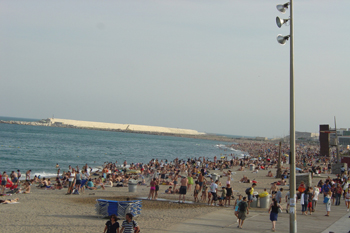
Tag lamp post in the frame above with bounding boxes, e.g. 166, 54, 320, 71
276, 1, 297, 232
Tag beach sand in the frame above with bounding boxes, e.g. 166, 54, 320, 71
0, 167, 325, 233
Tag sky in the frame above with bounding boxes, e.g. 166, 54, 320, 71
1, 0, 349, 138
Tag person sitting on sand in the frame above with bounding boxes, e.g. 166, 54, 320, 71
86, 179, 97, 190
165, 186, 172, 194
95, 177, 106, 190
240, 176, 250, 183
23, 181, 31, 194
54, 180, 63, 190
267, 171, 273, 177
0, 198, 19, 204
277, 178, 287, 186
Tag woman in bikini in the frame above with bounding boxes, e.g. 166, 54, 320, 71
147, 178, 156, 200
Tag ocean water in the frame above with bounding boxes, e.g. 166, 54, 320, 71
0, 116, 242, 178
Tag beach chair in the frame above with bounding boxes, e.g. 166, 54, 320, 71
95, 199, 142, 219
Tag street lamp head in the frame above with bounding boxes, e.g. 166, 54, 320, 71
276, 16, 289, 28
277, 34, 290, 45
276, 2, 290, 13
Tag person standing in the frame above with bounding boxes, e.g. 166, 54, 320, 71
147, 178, 156, 200
275, 188, 283, 203
120, 213, 140, 233
247, 183, 256, 209
335, 183, 343, 206
268, 198, 282, 232
209, 180, 219, 206
312, 186, 320, 212
26, 170, 31, 181
224, 184, 233, 206
325, 190, 332, 216
17, 170, 21, 181
173, 172, 179, 193
104, 214, 119, 233
1, 171, 8, 194
345, 188, 350, 211
179, 176, 188, 203
300, 189, 309, 215
237, 197, 249, 229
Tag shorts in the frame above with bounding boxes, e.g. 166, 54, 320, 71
76, 180, 81, 185
174, 181, 178, 185
198, 181, 203, 187
179, 186, 187, 195
161, 174, 165, 179
211, 192, 218, 201
307, 202, 312, 208
238, 212, 247, 220
150, 186, 155, 191
1, 180, 6, 186
12, 178, 18, 183
156, 185, 159, 191
248, 194, 253, 201
272, 191, 277, 195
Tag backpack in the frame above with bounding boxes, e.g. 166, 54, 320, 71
245, 187, 251, 195
239, 201, 247, 212
132, 220, 140, 233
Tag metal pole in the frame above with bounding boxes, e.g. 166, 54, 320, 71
289, 0, 297, 232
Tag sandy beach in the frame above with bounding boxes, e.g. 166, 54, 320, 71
0, 165, 327, 233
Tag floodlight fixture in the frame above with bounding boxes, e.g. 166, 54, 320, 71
277, 34, 290, 45
276, 16, 289, 28
276, 2, 290, 13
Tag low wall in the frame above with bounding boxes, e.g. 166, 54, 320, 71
296, 173, 312, 189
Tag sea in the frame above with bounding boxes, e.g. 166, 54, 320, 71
0, 116, 247, 179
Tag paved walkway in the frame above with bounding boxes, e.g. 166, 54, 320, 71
163, 200, 349, 233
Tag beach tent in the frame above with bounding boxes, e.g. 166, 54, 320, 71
95, 199, 142, 218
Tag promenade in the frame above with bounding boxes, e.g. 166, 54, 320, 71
163, 199, 349, 233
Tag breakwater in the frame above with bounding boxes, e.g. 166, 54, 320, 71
0, 118, 205, 136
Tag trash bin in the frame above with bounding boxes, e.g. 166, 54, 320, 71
249, 164, 255, 171
260, 195, 270, 208
251, 195, 258, 208
211, 173, 219, 181
128, 180, 138, 192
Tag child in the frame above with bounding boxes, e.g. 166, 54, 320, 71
219, 186, 227, 206
234, 195, 243, 222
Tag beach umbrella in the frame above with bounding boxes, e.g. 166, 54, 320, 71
284, 154, 289, 157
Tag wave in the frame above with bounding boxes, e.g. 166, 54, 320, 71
32, 171, 58, 179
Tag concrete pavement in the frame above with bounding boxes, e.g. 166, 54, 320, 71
162, 200, 349, 233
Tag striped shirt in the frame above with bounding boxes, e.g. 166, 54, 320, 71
121, 220, 138, 233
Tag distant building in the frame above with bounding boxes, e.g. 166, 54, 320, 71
255, 137, 268, 141
284, 131, 319, 141
329, 127, 350, 146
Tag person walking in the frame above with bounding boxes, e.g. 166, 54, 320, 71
234, 194, 243, 222
104, 214, 120, 233
325, 190, 332, 216
345, 188, 350, 211
268, 198, 282, 232
120, 213, 140, 233
237, 196, 249, 229
312, 186, 320, 212
300, 188, 309, 215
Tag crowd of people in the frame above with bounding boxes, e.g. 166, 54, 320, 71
1, 140, 350, 232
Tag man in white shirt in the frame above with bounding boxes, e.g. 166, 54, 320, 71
209, 180, 219, 206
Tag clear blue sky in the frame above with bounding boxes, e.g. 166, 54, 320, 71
1, 0, 349, 138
